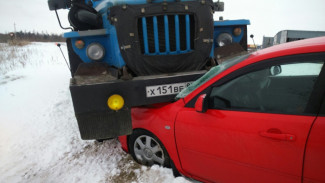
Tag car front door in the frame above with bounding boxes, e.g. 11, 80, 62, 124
175, 54, 325, 183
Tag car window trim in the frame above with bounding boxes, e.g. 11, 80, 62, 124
309, 62, 325, 116
319, 96, 325, 116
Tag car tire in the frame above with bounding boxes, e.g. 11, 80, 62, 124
128, 129, 171, 167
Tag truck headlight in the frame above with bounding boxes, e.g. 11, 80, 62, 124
86, 43, 105, 61
217, 33, 233, 47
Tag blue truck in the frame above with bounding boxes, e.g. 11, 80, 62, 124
48, 0, 250, 140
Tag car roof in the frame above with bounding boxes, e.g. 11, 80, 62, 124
183, 36, 325, 104
247, 36, 325, 64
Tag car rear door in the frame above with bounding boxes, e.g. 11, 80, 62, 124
175, 53, 325, 183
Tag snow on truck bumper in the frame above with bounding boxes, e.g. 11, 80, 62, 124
69, 70, 205, 140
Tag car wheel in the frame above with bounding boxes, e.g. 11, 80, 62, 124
129, 129, 170, 167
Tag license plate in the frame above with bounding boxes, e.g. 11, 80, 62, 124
146, 82, 192, 97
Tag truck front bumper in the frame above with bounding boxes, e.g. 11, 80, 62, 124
70, 70, 205, 140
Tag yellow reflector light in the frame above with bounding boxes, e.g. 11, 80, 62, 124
107, 94, 124, 111
75, 40, 85, 49
233, 27, 242, 37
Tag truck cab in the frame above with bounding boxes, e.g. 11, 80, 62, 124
48, 0, 250, 140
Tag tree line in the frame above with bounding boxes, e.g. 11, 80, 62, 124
0, 31, 65, 43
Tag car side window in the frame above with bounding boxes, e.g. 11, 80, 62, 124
209, 61, 324, 115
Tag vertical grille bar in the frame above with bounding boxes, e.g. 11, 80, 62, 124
142, 17, 149, 54
138, 14, 194, 55
164, 15, 170, 53
153, 16, 160, 54
185, 14, 191, 51
175, 15, 180, 53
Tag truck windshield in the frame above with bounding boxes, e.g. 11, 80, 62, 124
176, 53, 251, 99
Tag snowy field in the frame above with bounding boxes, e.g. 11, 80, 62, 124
0, 42, 189, 183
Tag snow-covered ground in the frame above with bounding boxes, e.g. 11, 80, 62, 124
0, 42, 189, 183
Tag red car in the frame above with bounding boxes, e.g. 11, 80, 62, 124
119, 37, 325, 183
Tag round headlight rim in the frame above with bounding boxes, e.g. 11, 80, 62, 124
86, 42, 105, 61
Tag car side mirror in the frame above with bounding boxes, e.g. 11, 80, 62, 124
195, 94, 208, 113
270, 65, 282, 76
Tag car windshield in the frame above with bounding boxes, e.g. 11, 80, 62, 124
176, 53, 251, 99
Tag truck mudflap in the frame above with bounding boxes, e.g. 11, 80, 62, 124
76, 109, 132, 140
70, 70, 206, 140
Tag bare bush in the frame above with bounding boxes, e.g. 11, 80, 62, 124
0, 43, 30, 74
8, 39, 30, 47
0, 42, 64, 74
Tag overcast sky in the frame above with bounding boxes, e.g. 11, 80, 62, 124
0, 0, 324, 44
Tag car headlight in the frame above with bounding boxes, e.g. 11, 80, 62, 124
217, 33, 233, 47
86, 43, 105, 61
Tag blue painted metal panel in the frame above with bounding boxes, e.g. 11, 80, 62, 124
64, 32, 81, 38
108, 27, 126, 68
164, 15, 170, 53
142, 17, 149, 54
153, 16, 160, 54
185, 14, 191, 51
210, 43, 214, 58
214, 19, 250, 27
210, 19, 250, 58
64, 29, 108, 38
102, 14, 111, 29
68, 27, 126, 69
213, 25, 245, 47
175, 15, 180, 53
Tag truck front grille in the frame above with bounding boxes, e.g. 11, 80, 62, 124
138, 14, 194, 55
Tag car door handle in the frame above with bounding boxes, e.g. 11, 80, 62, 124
260, 132, 296, 141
